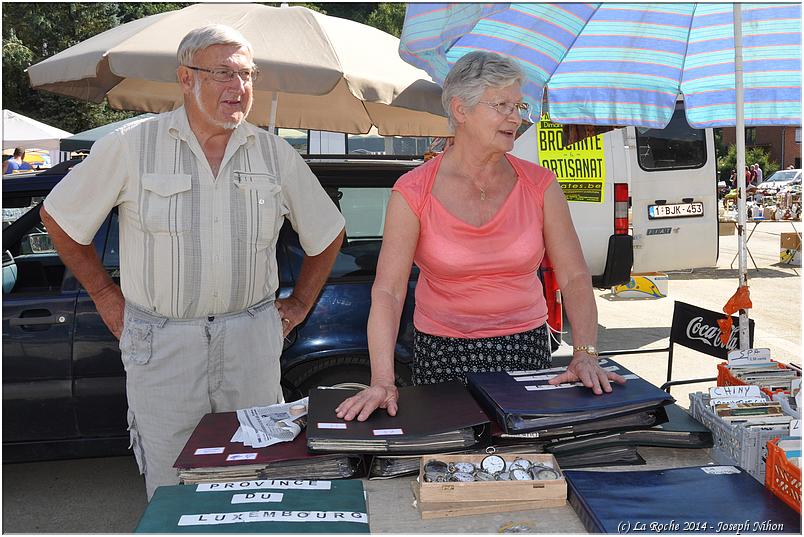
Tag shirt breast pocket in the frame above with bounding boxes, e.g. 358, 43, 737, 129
140, 173, 192, 235
234, 174, 283, 249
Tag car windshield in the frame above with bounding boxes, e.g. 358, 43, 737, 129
766, 170, 799, 182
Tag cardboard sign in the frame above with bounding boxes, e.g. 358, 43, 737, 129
727, 348, 772, 367
536, 114, 605, 203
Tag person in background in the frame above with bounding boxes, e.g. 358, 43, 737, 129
728, 169, 737, 189
4, 148, 33, 174
336, 51, 625, 422
753, 163, 763, 185
40, 24, 345, 499
749, 165, 757, 185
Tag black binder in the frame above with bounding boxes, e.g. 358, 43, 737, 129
466, 358, 673, 433
544, 404, 712, 455
306, 382, 489, 453
565, 466, 800, 533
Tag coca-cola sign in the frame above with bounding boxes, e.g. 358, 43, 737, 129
671, 301, 754, 359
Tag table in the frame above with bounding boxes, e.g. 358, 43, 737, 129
729, 219, 800, 270
363, 446, 717, 533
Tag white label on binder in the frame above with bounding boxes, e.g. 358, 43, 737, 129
317, 423, 347, 429
194, 447, 226, 455
727, 348, 771, 366
509, 359, 609, 377
701, 466, 741, 474
372, 428, 403, 436
515, 365, 621, 382
525, 382, 584, 391
226, 453, 257, 461
790, 420, 801, 437
231, 492, 284, 504
197, 480, 332, 492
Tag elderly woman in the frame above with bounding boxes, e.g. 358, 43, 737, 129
336, 51, 625, 422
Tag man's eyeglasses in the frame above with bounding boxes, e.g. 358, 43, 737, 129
185, 66, 260, 83
478, 101, 530, 118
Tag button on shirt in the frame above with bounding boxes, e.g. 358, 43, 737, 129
44, 108, 345, 318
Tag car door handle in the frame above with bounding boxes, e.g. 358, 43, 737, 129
9, 312, 68, 327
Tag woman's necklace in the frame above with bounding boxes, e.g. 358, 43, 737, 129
474, 180, 489, 201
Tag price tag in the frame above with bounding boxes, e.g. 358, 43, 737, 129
701, 466, 741, 475
727, 348, 771, 367
709, 385, 761, 398
790, 420, 801, 437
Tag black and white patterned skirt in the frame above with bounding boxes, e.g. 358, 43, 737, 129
412, 324, 552, 385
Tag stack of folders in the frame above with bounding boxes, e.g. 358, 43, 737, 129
466, 358, 674, 434
173, 412, 365, 484
565, 465, 800, 534
306, 382, 490, 454
542, 403, 713, 458
135, 480, 369, 533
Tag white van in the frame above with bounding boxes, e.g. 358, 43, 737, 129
511, 105, 718, 288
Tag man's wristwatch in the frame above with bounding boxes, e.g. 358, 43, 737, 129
573, 345, 599, 356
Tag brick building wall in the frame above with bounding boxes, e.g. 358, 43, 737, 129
720, 126, 802, 169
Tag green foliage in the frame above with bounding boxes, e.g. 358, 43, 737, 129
717, 144, 779, 178
2, 2, 405, 134
2, 3, 186, 133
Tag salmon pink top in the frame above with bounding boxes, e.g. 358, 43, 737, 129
392, 152, 555, 338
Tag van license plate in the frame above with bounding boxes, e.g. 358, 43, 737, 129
648, 202, 704, 219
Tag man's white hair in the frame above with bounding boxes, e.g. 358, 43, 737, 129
177, 24, 254, 66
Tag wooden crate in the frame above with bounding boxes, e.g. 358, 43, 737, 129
417, 453, 566, 504
410, 481, 565, 519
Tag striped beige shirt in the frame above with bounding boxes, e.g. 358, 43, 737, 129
44, 107, 345, 318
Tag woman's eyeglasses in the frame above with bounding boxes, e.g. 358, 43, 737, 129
478, 101, 530, 118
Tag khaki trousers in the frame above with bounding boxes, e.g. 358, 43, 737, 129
119, 297, 284, 500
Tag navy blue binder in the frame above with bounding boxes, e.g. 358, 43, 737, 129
565, 466, 800, 533
466, 359, 673, 433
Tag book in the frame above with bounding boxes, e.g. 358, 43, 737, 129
306, 382, 490, 454
714, 402, 783, 421
565, 466, 800, 534
466, 359, 674, 433
135, 479, 369, 533
173, 412, 365, 483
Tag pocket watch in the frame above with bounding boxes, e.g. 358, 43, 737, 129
480, 454, 506, 474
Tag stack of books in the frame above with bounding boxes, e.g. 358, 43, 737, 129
726, 363, 800, 393
713, 401, 792, 426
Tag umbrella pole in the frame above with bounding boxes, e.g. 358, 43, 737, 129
269, 92, 278, 134
733, 4, 749, 350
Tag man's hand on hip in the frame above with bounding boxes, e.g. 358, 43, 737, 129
93, 282, 125, 339
276, 295, 309, 337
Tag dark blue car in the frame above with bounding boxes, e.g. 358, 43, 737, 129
3, 157, 561, 462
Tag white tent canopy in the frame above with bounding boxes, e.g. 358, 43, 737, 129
3, 109, 72, 165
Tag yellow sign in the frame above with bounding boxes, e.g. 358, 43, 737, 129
536, 114, 605, 203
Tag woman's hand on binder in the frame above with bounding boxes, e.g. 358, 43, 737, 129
549, 354, 627, 395
335, 384, 399, 422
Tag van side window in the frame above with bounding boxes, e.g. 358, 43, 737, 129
636, 108, 706, 171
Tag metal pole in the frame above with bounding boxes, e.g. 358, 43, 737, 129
733, 4, 749, 350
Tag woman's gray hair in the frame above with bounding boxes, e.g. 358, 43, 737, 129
177, 24, 254, 66
441, 51, 524, 131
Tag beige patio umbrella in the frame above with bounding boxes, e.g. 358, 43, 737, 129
27, 3, 449, 137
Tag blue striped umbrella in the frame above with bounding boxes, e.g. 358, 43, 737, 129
400, 3, 801, 129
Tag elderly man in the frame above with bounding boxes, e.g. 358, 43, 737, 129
41, 24, 345, 499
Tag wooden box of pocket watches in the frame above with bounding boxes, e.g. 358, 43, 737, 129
417, 452, 566, 505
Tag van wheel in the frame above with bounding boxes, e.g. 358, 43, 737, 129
291, 355, 411, 398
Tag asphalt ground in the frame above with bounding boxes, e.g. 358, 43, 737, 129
2, 219, 801, 533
